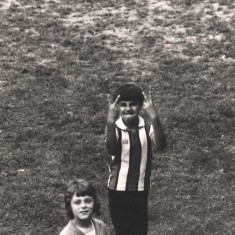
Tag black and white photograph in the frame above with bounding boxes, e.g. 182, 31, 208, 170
0, 0, 234, 234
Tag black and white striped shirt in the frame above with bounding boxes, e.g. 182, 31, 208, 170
107, 116, 153, 191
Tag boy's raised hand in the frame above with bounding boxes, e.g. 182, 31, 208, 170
107, 94, 120, 123
142, 90, 158, 120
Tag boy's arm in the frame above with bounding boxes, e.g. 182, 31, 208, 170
150, 116, 166, 151
105, 95, 120, 155
105, 122, 119, 155
142, 91, 166, 151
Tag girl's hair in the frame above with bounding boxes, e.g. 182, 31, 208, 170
64, 179, 101, 219
113, 83, 144, 106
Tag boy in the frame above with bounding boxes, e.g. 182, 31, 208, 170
105, 83, 166, 235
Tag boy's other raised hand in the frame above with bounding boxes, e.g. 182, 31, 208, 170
142, 90, 158, 120
107, 94, 120, 123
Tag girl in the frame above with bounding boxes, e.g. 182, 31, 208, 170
60, 179, 109, 235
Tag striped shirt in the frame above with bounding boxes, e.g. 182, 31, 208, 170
107, 116, 153, 191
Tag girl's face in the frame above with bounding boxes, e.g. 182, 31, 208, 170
71, 194, 94, 221
119, 100, 141, 124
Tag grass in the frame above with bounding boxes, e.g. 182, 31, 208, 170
0, 0, 234, 234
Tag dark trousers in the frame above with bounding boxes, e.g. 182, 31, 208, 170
108, 190, 149, 235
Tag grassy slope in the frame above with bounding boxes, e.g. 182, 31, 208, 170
0, 0, 234, 234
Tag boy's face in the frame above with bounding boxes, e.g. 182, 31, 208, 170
71, 194, 94, 222
119, 100, 141, 124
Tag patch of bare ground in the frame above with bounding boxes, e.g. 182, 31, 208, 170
0, 0, 19, 10
59, 0, 235, 78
